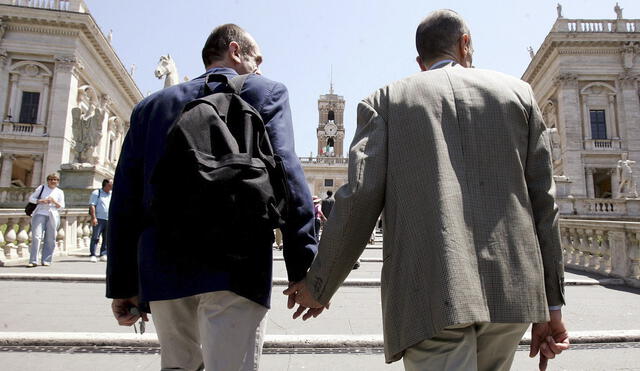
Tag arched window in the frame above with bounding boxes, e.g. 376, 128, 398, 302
328, 110, 335, 121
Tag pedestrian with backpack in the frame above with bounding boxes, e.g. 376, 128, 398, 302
107, 24, 318, 371
88, 178, 112, 262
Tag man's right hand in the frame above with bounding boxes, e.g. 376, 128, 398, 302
111, 297, 148, 326
91, 217, 98, 226
530, 309, 570, 371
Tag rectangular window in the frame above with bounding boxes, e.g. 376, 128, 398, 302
590, 110, 607, 139
19, 92, 40, 123
324, 179, 334, 187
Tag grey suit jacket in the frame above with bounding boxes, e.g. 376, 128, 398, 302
305, 65, 566, 363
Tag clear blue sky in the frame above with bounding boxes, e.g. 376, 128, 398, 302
84, 0, 640, 157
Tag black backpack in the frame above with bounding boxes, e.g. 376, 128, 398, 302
150, 74, 289, 261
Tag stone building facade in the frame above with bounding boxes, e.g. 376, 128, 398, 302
0, 0, 141, 206
301, 84, 348, 197
523, 6, 640, 218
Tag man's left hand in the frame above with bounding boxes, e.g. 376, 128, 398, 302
111, 296, 149, 326
283, 280, 329, 320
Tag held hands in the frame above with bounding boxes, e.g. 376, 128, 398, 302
111, 296, 149, 326
530, 309, 570, 371
283, 279, 330, 320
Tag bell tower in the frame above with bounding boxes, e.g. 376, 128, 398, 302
316, 80, 345, 157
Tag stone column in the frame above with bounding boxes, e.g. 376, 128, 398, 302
618, 73, 640, 192
46, 55, 82, 176
555, 73, 587, 197
8, 74, 19, 121
585, 168, 595, 198
0, 153, 14, 187
30, 155, 43, 187
0, 49, 9, 122
608, 94, 618, 139
38, 76, 50, 125
611, 168, 620, 199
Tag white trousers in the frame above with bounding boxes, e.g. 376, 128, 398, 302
150, 290, 268, 371
403, 322, 528, 371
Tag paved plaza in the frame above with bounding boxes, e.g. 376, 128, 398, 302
1, 235, 640, 370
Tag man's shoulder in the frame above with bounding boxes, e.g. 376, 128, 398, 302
133, 78, 205, 116
91, 189, 100, 196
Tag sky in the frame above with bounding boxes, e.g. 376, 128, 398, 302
84, 0, 640, 158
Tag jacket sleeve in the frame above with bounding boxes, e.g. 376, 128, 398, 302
306, 90, 388, 305
260, 81, 317, 282
106, 103, 145, 299
525, 86, 566, 307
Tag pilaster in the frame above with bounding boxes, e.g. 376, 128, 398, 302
0, 153, 15, 187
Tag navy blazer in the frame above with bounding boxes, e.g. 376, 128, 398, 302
106, 68, 317, 307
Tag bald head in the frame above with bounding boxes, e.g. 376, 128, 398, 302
202, 24, 258, 67
415, 9, 473, 69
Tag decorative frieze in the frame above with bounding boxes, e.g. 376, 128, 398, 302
54, 55, 83, 77
553, 73, 579, 88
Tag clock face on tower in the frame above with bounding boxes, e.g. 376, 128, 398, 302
325, 122, 337, 136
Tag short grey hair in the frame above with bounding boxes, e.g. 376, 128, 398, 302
415, 9, 471, 62
201, 24, 256, 67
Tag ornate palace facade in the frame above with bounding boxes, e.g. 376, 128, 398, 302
0, 0, 141, 206
523, 5, 640, 218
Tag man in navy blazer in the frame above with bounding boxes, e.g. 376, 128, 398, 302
107, 24, 317, 370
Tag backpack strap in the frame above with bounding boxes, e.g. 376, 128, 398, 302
204, 73, 250, 95
37, 184, 45, 199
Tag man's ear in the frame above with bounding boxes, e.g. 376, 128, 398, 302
228, 41, 242, 64
458, 34, 471, 64
416, 56, 427, 71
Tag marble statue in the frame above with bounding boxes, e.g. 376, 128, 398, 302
617, 159, 638, 198
130, 64, 136, 77
556, 3, 563, 18
528, 46, 535, 59
107, 29, 113, 43
154, 54, 179, 88
614, 3, 623, 20
71, 85, 105, 164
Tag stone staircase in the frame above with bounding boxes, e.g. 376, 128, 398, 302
0, 231, 639, 370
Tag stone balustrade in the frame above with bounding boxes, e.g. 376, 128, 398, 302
4, 0, 88, 12
584, 138, 622, 150
0, 208, 91, 264
560, 219, 640, 286
555, 18, 640, 33
299, 156, 349, 165
556, 197, 640, 218
0, 187, 93, 208
0, 122, 46, 136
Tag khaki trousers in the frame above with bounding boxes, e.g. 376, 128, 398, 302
402, 323, 528, 371
150, 290, 268, 371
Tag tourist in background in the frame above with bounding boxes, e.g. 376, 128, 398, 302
27, 173, 65, 267
89, 178, 112, 262
321, 190, 335, 219
313, 196, 326, 240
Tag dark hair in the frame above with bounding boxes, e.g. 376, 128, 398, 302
202, 24, 255, 66
415, 9, 470, 63
326, 190, 333, 197
102, 179, 112, 187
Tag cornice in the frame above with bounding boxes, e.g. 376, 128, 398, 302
1, 5, 142, 106
7, 23, 80, 36
523, 38, 639, 85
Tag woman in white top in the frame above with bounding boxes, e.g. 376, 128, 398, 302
27, 173, 65, 267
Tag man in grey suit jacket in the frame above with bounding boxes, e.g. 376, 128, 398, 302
286, 9, 569, 371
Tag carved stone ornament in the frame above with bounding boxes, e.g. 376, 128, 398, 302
0, 48, 7, 70
0, 17, 6, 41
618, 71, 640, 88
54, 55, 83, 76
71, 85, 105, 164
620, 42, 639, 70
553, 73, 578, 88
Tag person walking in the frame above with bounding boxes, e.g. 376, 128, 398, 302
27, 173, 65, 267
107, 24, 316, 371
321, 190, 335, 219
89, 179, 112, 262
286, 9, 569, 371
313, 196, 326, 240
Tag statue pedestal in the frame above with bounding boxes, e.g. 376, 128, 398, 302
59, 163, 114, 207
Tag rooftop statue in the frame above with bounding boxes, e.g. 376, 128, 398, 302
154, 54, 179, 88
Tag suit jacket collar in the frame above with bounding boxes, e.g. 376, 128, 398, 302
196, 67, 239, 80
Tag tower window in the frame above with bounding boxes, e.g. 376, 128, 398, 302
328, 110, 335, 121
19, 92, 40, 124
324, 179, 334, 187
589, 110, 607, 139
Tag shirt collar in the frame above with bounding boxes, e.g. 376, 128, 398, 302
428, 59, 457, 71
